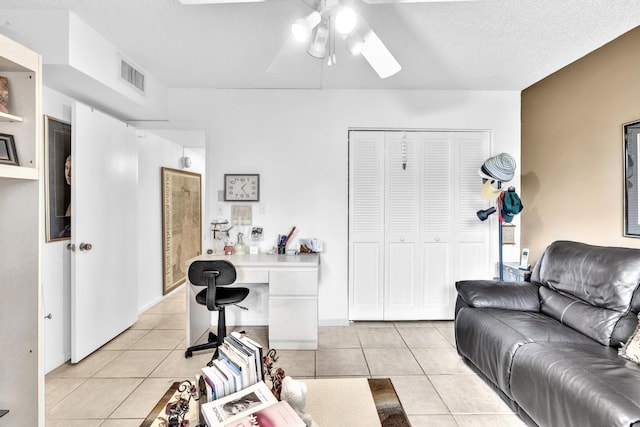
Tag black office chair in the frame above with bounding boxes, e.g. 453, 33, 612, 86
184, 260, 249, 362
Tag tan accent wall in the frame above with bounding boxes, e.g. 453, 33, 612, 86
521, 25, 640, 263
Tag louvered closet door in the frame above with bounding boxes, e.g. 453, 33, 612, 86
384, 132, 422, 319
348, 130, 491, 321
420, 132, 455, 319
454, 132, 492, 290
349, 131, 385, 320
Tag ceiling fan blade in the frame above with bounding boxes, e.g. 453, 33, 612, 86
363, 0, 473, 3
178, 0, 265, 4
360, 28, 401, 78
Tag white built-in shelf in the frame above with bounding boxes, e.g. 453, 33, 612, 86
0, 111, 23, 122
0, 163, 38, 180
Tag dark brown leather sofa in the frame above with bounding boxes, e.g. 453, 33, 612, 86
455, 240, 640, 427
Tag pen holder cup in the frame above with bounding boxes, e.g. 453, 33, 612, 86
277, 245, 286, 255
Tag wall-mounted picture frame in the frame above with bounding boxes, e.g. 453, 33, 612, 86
502, 223, 516, 245
44, 116, 72, 242
624, 119, 640, 237
0, 133, 18, 166
162, 167, 202, 295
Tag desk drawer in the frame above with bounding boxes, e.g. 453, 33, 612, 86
270, 270, 318, 296
235, 269, 269, 284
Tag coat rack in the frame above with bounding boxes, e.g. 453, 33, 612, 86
476, 153, 521, 281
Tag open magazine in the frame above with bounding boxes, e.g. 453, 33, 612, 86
228, 400, 305, 427
201, 380, 295, 426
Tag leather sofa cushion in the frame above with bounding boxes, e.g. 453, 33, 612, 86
510, 342, 640, 427
532, 241, 640, 311
455, 307, 594, 396
456, 280, 540, 311
540, 287, 626, 346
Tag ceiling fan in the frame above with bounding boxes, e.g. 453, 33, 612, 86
178, 0, 472, 79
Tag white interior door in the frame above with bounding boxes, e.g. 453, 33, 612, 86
70, 102, 138, 363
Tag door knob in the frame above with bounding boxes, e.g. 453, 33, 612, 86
67, 243, 75, 252
44, 313, 53, 320
79, 242, 93, 251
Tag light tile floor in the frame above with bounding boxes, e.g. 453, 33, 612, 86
45, 288, 526, 426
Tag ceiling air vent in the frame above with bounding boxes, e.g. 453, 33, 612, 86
120, 59, 145, 93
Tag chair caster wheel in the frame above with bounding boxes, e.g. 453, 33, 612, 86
185, 350, 193, 358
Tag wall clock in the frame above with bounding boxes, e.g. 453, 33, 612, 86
224, 174, 260, 201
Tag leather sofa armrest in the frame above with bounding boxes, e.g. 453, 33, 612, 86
456, 280, 540, 311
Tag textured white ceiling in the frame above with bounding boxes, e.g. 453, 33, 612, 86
1, 0, 640, 90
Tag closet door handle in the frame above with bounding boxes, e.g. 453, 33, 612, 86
79, 242, 93, 251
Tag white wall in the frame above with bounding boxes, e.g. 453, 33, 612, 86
168, 89, 522, 325
137, 131, 206, 313
41, 87, 205, 373
41, 87, 74, 372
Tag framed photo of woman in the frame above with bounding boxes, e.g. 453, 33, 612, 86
44, 115, 72, 242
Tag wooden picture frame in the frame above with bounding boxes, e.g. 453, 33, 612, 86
162, 167, 202, 294
624, 119, 640, 237
44, 116, 72, 242
0, 133, 18, 166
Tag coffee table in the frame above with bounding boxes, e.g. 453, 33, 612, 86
144, 377, 409, 426
302, 378, 382, 426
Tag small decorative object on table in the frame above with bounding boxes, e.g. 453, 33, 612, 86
163, 380, 203, 427
281, 376, 318, 427
263, 349, 286, 399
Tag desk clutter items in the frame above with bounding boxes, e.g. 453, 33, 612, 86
298, 238, 323, 254
198, 332, 307, 426
277, 226, 296, 255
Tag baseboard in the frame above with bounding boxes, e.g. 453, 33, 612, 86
318, 318, 350, 327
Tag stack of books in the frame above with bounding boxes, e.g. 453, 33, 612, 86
199, 331, 264, 401
200, 380, 305, 427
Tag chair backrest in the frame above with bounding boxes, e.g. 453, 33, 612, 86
188, 260, 237, 287
188, 260, 237, 311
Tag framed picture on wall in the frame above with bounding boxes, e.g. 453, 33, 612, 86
624, 119, 640, 237
161, 167, 202, 294
44, 116, 72, 242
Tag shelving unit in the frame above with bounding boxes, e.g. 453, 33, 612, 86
0, 33, 43, 426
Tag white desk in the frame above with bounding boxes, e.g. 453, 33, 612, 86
186, 253, 319, 350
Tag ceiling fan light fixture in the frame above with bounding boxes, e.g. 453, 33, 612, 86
291, 11, 322, 43
344, 32, 365, 55
335, 7, 357, 34
361, 30, 402, 78
307, 22, 329, 58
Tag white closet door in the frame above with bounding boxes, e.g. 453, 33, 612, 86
454, 132, 492, 286
421, 132, 455, 318
384, 132, 421, 319
348, 129, 491, 321
349, 131, 385, 320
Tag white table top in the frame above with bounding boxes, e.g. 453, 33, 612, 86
188, 253, 319, 268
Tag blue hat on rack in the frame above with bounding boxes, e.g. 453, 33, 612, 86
500, 190, 523, 223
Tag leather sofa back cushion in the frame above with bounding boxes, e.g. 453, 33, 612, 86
532, 241, 640, 346
532, 241, 640, 311
539, 287, 624, 345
